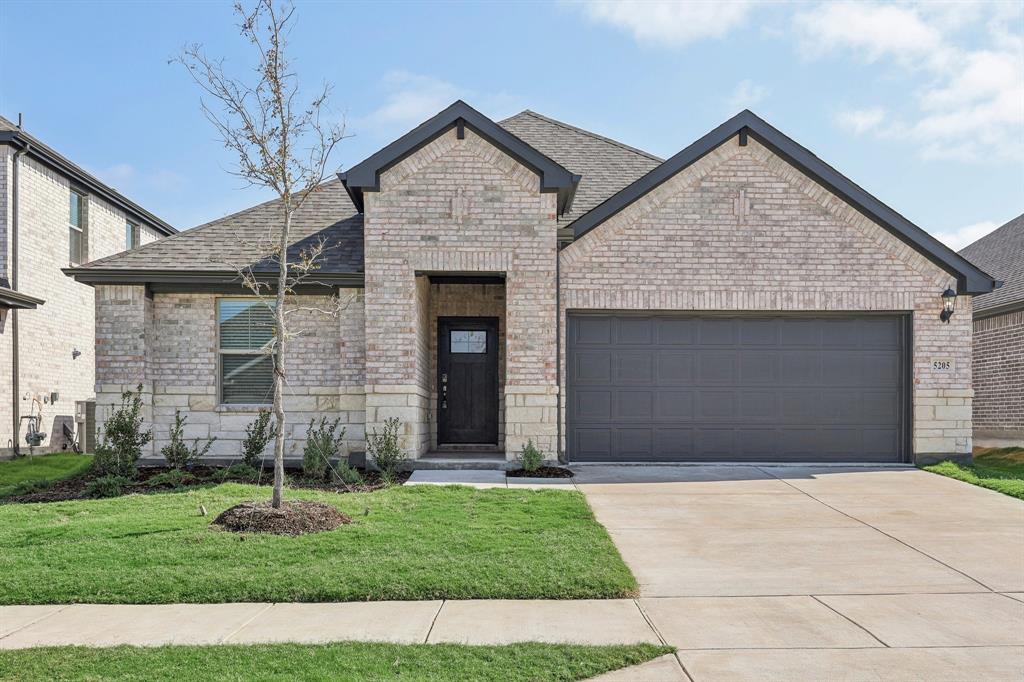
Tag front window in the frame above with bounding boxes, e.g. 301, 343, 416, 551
126, 222, 140, 250
218, 299, 276, 404
69, 191, 85, 264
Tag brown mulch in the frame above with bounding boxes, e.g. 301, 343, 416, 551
2, 467, 410, 504
211, 500, 352, 536
506, 466, 574, 479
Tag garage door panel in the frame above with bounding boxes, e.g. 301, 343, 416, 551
567, 314, 906, 463
614, 352, 654, 383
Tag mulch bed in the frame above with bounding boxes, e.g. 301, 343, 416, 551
506, 466, 574, 479
211, 500, 352, 536
2, 467, 409, 504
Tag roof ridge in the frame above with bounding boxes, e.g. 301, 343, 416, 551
504, 110, 664, 163
961, 212, 1023, 253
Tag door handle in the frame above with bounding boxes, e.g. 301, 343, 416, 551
441, 373, 448, 409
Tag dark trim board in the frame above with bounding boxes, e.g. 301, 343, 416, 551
340, 100, 581, 215
565, 311, 912, 464
566, 110, 997, 296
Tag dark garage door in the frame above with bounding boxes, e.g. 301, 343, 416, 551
567, 314, 908, 463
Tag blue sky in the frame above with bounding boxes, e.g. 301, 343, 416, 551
1, 1, 1021, 249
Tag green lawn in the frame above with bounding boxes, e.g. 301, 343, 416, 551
0, 642, 672, 682
0, 453, 92, 498
923, 447, 1024, 500
0, 483, 637, 604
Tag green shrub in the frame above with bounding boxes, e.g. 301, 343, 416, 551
331, 460, 363, 486
85, 475, 131, 498
7, 479, 49, 496
91, 386, 153, 479
367, 417, 406, 484
241, 410, 277, 468
221, 463, 260, 483
146, 469, 198, 489
302, 416, 346, 480
517, 439, 544, 472
161, 411, 216, 470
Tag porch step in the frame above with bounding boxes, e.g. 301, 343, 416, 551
415, 453, 509, 471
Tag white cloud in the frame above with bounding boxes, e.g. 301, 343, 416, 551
836, 107, 887, 135
726, 80, 769, 112
934, 220, 1001, 250
573, 0, 760, 47
358, 71, 524, 136
794, 2, 1024, 162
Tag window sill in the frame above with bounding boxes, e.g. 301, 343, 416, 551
216, 403, 273, 413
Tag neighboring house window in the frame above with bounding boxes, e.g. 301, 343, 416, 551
126, 222, 140, 250
217, 299, 276, 404
69, 190, 86, 264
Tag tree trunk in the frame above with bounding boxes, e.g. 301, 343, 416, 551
271, 205, 291, 509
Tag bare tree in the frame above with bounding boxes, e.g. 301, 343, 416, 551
176, 0, 345, 508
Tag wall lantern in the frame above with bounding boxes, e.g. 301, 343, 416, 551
939, 287, 957, 323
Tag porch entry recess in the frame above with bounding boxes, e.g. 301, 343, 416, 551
566, 312, 910, 463
437, 317, 500, 445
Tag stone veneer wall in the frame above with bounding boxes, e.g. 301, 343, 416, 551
362, 127, 558, 459
971, 309, 1024, 444
95, 288, 365, 459
0, 154, 165, 455
559, 136, 974, 462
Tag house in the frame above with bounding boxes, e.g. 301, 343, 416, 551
960, 215, 1023, 447
0, 115, 176, 456
66, 102, 997, 466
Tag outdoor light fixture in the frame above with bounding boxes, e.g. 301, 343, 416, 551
940, 287, 957, 323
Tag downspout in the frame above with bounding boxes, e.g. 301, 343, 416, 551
555, 240, 564, 464
10, 140, 28, 455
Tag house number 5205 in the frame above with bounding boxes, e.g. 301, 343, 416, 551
931, 358, 954, 372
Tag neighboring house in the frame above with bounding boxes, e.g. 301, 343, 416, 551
960, 215, 1023, 447
0, 115, 176, 456
66, 102, 997, 466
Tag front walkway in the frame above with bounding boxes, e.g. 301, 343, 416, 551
2, 466, 1022, 681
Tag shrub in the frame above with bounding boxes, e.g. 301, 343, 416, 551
85, 475, 131, 499
147, 469, 198, 489
91, 385, 153, 479
331, 460, 363, 486
241, 410, 277, 468
161, 411, 217, 470
367, 417, 406, 484
517, 439, 544, 472
222, 463, 260, 483
303, 416, 346, 480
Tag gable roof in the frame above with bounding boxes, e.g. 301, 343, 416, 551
498, 110, 663, 223
65, 179, 362, 286
568, 109, 997, 296
0, 115, 176, 236
340, 100, 581, 215
960, 214, 1023, 315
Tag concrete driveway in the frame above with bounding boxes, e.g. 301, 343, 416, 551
575, 465, 1024, 681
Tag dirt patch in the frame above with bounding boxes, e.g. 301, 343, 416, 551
211, 500, 351, 536
506, 466, 574, 479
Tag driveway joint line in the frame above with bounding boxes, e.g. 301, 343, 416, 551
755, 466, 997, 593
632, 598, 697, 682
218, 602, 275, 644
810, 595, 891, 648
424, 599, 445, 643
0, 604, 70, 642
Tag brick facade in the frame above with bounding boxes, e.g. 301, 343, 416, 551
972, 310, 1024, 444
0, 154, 164, 456
90, 126, 979, 464
560, 137, 974, 461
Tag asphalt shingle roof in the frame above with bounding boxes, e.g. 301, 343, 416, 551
498, 110, 663, 222
960, 213, 1024, 313
77, 179, 363, 274
73, 110, 662, 276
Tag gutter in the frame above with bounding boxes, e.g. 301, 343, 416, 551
63, 267, 365, 288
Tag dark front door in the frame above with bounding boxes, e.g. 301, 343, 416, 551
438, 317, 499, 445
